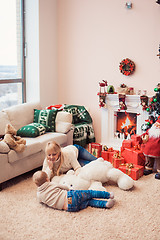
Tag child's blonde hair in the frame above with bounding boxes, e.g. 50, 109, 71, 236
33, 171, 48, 187
45, 141, 64, 176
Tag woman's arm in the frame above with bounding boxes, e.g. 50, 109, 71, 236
42, 157, 53, 180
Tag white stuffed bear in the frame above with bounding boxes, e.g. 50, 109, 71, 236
52, 158, 134, 191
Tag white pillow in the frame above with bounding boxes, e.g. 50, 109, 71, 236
3, 102, 42, 130
56, 122, 72, 134
0, 141, 10, 153
56, 111, 72, 123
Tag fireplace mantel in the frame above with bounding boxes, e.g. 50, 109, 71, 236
101, 94, 149, 149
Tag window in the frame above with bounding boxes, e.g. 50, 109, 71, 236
0, 0, 25, 110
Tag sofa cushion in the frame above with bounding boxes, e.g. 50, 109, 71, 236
34, 109, 57, 132
0, 111, 11, 135
17, 123, 47, 138
25, 132, 68, 151
8, 141, 42, 163
0, 141, 10, 153
3, 102, 42, 131
56, 122, 72, 133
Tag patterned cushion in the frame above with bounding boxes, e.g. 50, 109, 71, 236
17, 123, 47, 137
33, 109, 57, 132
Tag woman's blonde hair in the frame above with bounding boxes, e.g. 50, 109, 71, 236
45, 141, 64, 176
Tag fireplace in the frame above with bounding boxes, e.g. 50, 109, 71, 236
116, 112, 137, 139
101, 94, 149, 149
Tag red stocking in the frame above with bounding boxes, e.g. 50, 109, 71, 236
140, 95, 148, 110
119, 94, 127, 110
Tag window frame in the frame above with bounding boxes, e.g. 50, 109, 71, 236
0, 0, 26, 103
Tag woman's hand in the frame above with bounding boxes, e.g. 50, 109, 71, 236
74, 167, 81, 176
47, 159, 54, 170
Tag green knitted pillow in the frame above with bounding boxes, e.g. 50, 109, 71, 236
33, 109, 57, 132
17, 123, 47, 137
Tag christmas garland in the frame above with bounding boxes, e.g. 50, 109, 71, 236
119, 58, 135, 76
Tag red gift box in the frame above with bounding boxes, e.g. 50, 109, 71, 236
111, 156, 125, 168
119, 163, 144, 180
101, 151, 109, 161
131, 134, 142, 146
88, 143, 102, 158
108, 149, 119, 162
121, 147, 145, 166
122, 140, 132, 148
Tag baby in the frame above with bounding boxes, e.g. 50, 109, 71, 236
33, 170, 115, 212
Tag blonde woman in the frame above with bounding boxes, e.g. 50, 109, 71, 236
42, 141, 97, 179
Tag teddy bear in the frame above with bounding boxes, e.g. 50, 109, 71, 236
3, 124, 26, 153
52, 158, 134, 191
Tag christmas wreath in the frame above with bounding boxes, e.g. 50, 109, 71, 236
119, 58, 135, 76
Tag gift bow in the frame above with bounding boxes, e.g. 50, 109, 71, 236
120, 163, 134, 176
133, 144, 141, 150
113, 151, 121, 159
108, 147, 113, 152
126, 163, 134, 169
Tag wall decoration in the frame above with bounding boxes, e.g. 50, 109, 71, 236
107, 85, 115, 94
140, 95, 148, 111
126, 2, 132, 9
97, 80, 108, 108
117, 84, 134, 95
118, 94, 127, 110
119, 58, 135, 76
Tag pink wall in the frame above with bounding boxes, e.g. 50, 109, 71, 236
57, 0, 160, 143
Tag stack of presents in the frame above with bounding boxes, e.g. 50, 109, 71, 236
88, 134, 145, 180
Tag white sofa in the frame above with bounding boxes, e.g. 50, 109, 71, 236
0, 102, 73, 186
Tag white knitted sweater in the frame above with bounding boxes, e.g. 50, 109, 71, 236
42, 145, 81, 179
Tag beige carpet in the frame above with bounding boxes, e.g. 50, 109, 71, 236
0, 170, 160, 240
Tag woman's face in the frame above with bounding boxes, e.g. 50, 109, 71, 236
46, 148, 60, 162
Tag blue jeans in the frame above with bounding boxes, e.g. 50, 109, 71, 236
67, 190, 111, 212
74, 144, 97, 166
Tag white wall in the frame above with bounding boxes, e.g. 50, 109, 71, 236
39, 0, 58, 108
57, 0, 160, 143
25, 0, 58, 108
25, 0, 160, 143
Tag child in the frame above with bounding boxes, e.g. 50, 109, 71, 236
42, 141, 97, 179
33, 171, 115, 212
